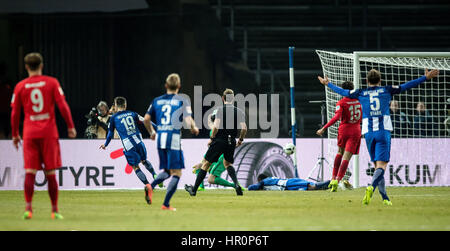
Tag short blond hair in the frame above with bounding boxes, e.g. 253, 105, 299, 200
223, 88, 234, 102
166, 73, 180, 91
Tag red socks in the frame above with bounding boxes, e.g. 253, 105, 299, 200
333, 154, 343, 180
337, 160, 350, 181
24, 172, 36, 212
46, 174, 59, 213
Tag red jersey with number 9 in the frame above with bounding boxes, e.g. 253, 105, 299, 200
11, 75, 74, 139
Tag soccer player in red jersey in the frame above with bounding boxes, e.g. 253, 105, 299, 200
316, 81, 361, 192
10, 53, 76, 220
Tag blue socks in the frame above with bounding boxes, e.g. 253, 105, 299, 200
371, 168, 385, 190
315, 180, 331, 190
378, 178, 390, 201
163, 176, 180, 207
142, 160, 156, 176
134, 168, 149, 185
151, 171, 170, 189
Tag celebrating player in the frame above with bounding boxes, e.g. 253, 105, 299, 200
318, 68, 439, 205
316, 81, 361, 192
185, 88, 247, 197
144, 73, 199, 211
100, 96, 158, 204
11, 52, 76, 220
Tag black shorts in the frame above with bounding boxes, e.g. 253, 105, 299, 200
204, 139, 236, 164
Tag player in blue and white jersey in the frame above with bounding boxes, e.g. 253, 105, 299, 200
248, 173, 330, 191
100, 96, 157, 205
318, 68, 439, 205
143, 73, 199, 211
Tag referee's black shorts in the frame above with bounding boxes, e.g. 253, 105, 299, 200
204, 139, 236, 164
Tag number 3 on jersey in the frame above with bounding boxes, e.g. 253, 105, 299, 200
161, 104, 172, 125
349, 104, 361, 122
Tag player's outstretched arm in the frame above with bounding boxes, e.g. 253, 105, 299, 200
318, 75, 359, 99
396, 69, 439, 94
317, 112, 340, 137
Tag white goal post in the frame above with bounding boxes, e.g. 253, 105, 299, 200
316, 50, 450, 188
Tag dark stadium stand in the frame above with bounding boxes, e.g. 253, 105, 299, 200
208, 0, 450, 137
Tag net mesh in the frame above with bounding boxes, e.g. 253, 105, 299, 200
316, 50, 450, 183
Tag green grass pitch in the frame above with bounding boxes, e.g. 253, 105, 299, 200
1, 187, 449, 231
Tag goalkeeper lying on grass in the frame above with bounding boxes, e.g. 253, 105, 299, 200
248, 173, 331, 191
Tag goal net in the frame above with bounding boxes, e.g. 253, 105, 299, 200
316, 50, 450, 187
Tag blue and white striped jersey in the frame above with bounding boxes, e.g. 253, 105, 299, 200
327, 75, 427, 135
146, 94, 192, 150
104, 110, 144, 151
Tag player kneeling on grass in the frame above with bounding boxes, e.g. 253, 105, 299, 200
11, 52, 77, 220
248, 173, 330, 191
319, 68, 439, 205
192, 154, 243, 190
316, 81, 361, 192
100, 96, 158, 205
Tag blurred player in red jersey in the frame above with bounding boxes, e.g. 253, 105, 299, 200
316, 81, 361, 192
10, 53, 76, 220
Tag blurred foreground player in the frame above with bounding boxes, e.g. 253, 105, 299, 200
100, 96, 158, 204
316, 81, 361, 192
11, 52, 76, 220
144, 73, 199, 211
248, 173, 330, 191
319, 68, 439, 205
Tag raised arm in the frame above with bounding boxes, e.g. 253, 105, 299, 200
318, 76, 359, 99
396, 69, 439, 94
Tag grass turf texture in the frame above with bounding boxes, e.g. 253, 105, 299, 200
1, 187, 449, 231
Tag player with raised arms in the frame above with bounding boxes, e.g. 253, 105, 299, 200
144, 73, 199, 211
11, 52, 76, 220
316, 81, 361, 192
100, 96, 158, 203
318, 68, 439, 205
185, 88, 247, 197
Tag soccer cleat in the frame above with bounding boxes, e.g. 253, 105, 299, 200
362, 185, 374, 205
342, 180, 353, 190
161, 205, 177, 211
145, 184, 153, 204
153, 174, 164, 188
185, 184, 196, 196
383, 199, 393, 206
329, 180, 338, 192
51, 212, 64, 220
235, 185, 243, 196
23, 211, 32, 220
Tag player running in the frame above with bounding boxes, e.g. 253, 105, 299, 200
100, 96, 158, 204
185, 88, 247, 196
143, 73, 199, 211
318, 68, 439, 205
316, 81, 361, 192
11, 52, 76, 220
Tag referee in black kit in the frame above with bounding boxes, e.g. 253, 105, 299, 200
185, 88, 247, 196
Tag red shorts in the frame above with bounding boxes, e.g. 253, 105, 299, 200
337, 131, 361, 155
23, 138, 62, 170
